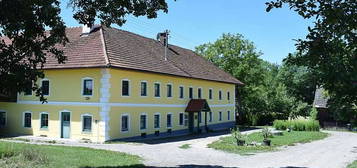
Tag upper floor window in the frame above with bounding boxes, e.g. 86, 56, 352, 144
40, 112, 49, 129
41, 79, 50, 96
189, 87, 193, 99
24, 82, 33, 96
179, 86, 184, 99
219, 90, 222, 100
154, 113, 160, 129
167, 113, 172, 128
82, 78, 93, 96
140, 114, 147, 130
227, 91, 230, 101
209, 89, 213, 100
122, 80, 130, 96
23, 112, 32, 128
154, 83, 160, 97
82, 114, 92, 132
140, 81, 147, 96
0, 111, 6, 127
198, 88, 202, 99
121, 114, 129, 132
167, 84, 172, 98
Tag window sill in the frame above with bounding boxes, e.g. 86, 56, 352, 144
121, 130, 129, 133
40, 128, 48, 131
82, 131, 92, 134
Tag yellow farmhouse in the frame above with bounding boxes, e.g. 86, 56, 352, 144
0, 26, 243, 143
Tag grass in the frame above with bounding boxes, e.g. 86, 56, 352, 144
348, 160, 357, 168
208, 131, 328, 155
179, 144, 191, 149
0, 141, 144, 168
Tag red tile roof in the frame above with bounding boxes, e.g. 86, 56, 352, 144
3, 26, 243, 85
185, 99, 211, 112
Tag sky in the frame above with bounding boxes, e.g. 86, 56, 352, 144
60, 0, 313, 64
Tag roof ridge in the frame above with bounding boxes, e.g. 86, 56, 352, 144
99, 27, 110, 66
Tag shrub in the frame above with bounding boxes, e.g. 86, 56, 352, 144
231, 127, 247, 146
261, 127, 272, 140
273, 119, 320, 131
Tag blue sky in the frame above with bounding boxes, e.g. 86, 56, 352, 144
61, 0, 313, 64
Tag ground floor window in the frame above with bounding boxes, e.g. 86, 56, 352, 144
40, 112, 48, 129
179, 113, 184, 125
154, 113, 160, 129
198, 112, 202, 123
24, 112, 32, 128
167, 114, 172, 128
209, 112, 212, 122
140, 114, 147, 130
121, 115, 129, 132
0, 111, 6, 127
227, 111, 231, 120
82, 115, 92, 132
184, 114, 189, 126
219, 112, 222, 121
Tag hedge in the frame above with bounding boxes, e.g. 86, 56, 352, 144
273, 119, 320, 131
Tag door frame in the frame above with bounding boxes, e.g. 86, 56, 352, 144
59, 110, 71, 138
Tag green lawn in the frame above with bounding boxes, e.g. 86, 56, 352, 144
0, 141, 144, 168
208, 131, 328, 155
348, 160, 357, 168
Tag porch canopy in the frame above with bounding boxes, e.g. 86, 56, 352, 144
185, 99, 211, 132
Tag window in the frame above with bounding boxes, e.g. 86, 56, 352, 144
154, 83, 160, 97
83, 78, 93, 96
189, 87, 193, 99
167, 84, 172, 98
41, 79, 50, 96
219, 90, 222, 100
121, 115, 129, 132
24, 82, 32, 96
140, 81, 147, 96
198, 112, 202, 123
198, 88, 202, 99
40, 113, 48, 129
209, 112, 212, 122
179, 86, 184, 99
23, 112, 32, 128
227, 111, 231, 120
0, 111, 6, 127
82, 115, 92, 132
154, 114, 160, 129
140, 114, 147, 130
219, 112, 222, 121
122, 80, 130, 96
167, 114, 172, 128
227, 92, 230, 101
209, 89, 213, 100
184, 114, 189, 126
179, 113, 184, 125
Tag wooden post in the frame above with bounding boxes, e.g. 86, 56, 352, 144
197, 112, 200, 134
205, 111, 208, 132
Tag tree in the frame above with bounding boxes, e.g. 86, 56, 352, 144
0, 0, 169, 101
266, 0, 357, 121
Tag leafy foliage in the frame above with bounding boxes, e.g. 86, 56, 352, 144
0, 0, 169, 101
273, 119, 320, 131
266, 0, 357, 123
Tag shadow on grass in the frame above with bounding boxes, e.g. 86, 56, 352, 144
82, 164, 240, 168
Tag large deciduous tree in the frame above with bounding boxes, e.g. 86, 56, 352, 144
0, 0, 169, 101
266, 0, 357, 123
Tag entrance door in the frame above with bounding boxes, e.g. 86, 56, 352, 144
61, 112, 70, 138
188, 112, 194, 133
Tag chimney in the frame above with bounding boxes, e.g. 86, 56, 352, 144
157, 30, 170, 61
82, 24, 91, 35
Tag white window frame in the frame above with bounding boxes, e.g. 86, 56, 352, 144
227, 91, 230, 101
197, 87, 203, 99
121, 79, 130, 97
209, 111, 213, 122
81, 113, 93, 133
39, 112, 49, 130
0, 110, 7, 128
153, 113, 161, 129
24, 82, 33, 96
81, 77, 94, 97
189, 86, 194, 99
179, 112, 184, 126
166, 83, 173, 98
219, 111, 222, 121
179, 85, 184, 99
219, 90, 223, 101
41, 78, 50, 96
209, 88, 213, 100
139, 113, 148, 131
166, 113, 173, 128
140, 81, 148, 97
22, 111, 32, 128
154, 82, 161, 98
121, 113, 130, 133
227, 111, 231, 120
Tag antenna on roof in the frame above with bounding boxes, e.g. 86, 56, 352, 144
157, 30, 170, 61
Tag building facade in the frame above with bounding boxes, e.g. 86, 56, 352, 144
0, 26, 243, 143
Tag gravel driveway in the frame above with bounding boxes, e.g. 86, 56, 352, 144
4, 130, 357, 168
